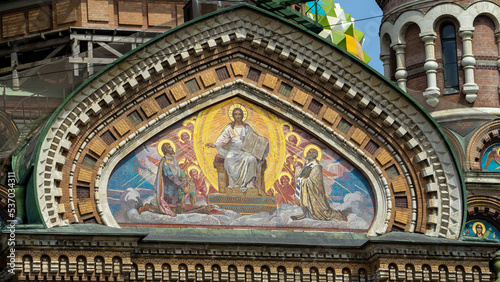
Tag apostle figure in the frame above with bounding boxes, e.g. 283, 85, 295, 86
206, 104, 268, 192
292, 146, 345, 221
475, 223, 484, 237
139, 140, 194, 216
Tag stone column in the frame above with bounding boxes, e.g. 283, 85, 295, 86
392, 44, 407, 92
459, 29, 479, 103
421, 33, 440, 107
496, 32, 500, 69
380, 51, 391, 78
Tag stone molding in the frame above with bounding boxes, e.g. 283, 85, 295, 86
9, 235, 495, 282
33, 6, 463, 238
432, 107, 500, 122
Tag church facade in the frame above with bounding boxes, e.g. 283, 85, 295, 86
1, 2, 500, 282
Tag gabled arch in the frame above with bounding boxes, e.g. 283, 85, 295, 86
23, 5, 463, 238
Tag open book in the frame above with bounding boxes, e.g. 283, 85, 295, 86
242, 130, 268, 160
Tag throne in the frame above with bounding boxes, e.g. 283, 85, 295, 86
213, 154, 267, 196
210, 154, 276, 214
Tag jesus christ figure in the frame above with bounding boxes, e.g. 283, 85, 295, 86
206, 105, 268, 192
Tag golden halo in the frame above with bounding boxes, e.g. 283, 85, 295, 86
303, 144, 323, 161
472, 222, 486, 235
278, 171, 293, 183
228, 103, 248, 122
496, 146, 500, 156
177, 129, 192, 141
182, 117, 197, 127
157, 139, 176, 157
281, 121, 293, 132
187, 165, 201, 175
285, 132, 301, 145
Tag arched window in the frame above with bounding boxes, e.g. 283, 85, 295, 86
278, 266, 287, 282
472, 266, 481, 281
261, 266, 270, 282
438, 265, 448, 281
244, 265, 253, 282
310, 267, 319, 282
342, 268, 351, 282
405, 264, 414, 281
196, 264, 205, 282
95, 256, 104, 275
179, 264, 188, 282
77, 256, 86, 275
440, 23, 459, 94
389, 264, 398, 281
41, 255, 50, 274
229, 265, 237, 282
59, 256, 68, 274
326, 267, 335, 282
212, 265, 221, 282
113, 257, 122, 275
146, 263, 155, 281
130, 263, 138, 281
293, 267, 302, 282
456, 266, 465, 282
162, 264, 171, 281
358, 268, 367, 282
23, 255, 32, 274
422, 265, 431, 282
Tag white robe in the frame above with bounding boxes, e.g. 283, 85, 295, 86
214, 124, 259, 191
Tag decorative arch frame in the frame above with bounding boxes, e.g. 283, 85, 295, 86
467, 195, 500, 233
27, 5, 463, 238
466, 120, 500, 170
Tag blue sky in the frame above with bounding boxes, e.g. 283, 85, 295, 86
336, 0, 384, 74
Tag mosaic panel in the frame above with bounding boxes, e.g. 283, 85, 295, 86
107, 98, 374, 231
463, 220, 500, 242
482, 143, 500, 171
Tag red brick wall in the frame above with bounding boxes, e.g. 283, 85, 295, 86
405, 23, 426, 93
472, 15, 499, 107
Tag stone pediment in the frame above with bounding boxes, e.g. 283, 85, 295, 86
22, 4, 463, 239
